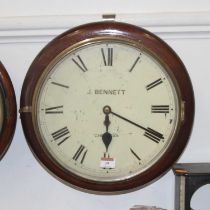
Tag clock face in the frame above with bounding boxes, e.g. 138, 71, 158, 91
35, 40, 180, 181
20, 22, 194, 192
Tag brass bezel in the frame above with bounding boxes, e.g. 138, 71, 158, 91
31, 36, 183, 182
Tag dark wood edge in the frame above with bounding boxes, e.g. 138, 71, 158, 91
20, 21, 194, 193
0, 61, 17, 160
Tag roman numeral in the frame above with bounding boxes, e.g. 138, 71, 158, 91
130, 148, 141, 161
151, 105, 169, 114
51, 81, 69, 89
101, 48, 113, 66
144, 127, 164, 143
72, 145, 88, 164
51, 127, 70, 145
72, 55, 88, 72
45, 105, 63, 114
129, 56, 140, 72
146, 78, 163, 91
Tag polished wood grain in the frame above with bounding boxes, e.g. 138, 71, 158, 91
0, 61, 17, 160
20, 21, 194, 193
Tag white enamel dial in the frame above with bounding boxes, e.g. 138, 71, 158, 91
34, 40, 180, 182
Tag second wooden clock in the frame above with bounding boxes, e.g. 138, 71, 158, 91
20, 21, 194, 193
0, 62, 16, 160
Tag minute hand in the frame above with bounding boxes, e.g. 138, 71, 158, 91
110, 110, 164, 142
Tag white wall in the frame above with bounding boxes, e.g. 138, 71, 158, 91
0, 1, 210, 210
1, 0, 210, 16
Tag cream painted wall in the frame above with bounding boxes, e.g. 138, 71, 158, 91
1, 0, 210, 16
0, 1, 210, 210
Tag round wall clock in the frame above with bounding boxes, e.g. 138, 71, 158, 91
0, 61, 16, 160
20, 21, 194, 193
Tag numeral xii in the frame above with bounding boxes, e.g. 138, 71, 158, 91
101, 48, 113, 66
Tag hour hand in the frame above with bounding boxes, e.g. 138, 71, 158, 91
104, 114, 111, 132
102, 106, 112, 152
102, 132, 112, 152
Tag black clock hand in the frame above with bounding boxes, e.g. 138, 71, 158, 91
103, 105, 164, 142
111, 110, 146, 131
104, 114, 110, 132
102, 132, 112, 152
102, 107, 112, 152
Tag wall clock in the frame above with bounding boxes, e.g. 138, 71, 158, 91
20, 21, 194, 193
0, 61, 16, 160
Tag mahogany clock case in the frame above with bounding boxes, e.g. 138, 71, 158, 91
0, 61, 17, 160
20, 21, 194, 193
